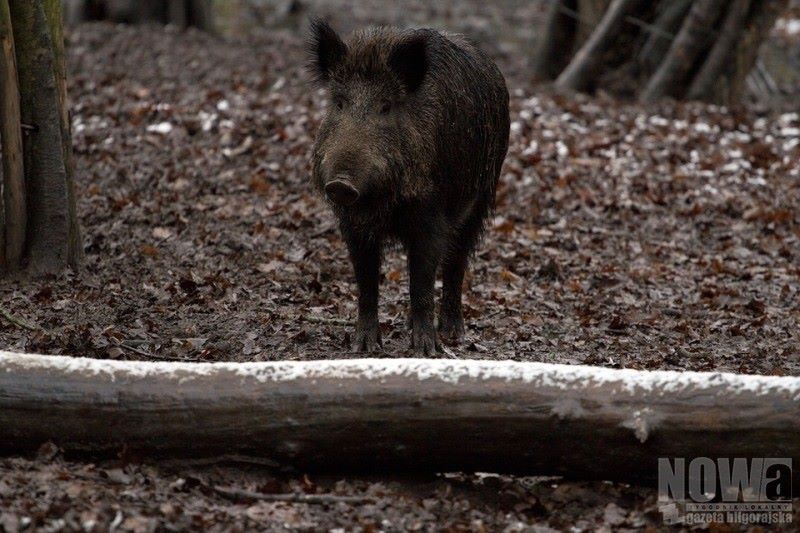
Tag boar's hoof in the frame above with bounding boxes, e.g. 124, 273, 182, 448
353, 323, 382, 353
438, 315, 465, 345
325, 178, 360, 206
411, 323, 438, 357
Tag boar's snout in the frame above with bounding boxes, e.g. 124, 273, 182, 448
325, 176, 360, 206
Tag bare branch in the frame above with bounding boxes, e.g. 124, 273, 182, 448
213, 486, 377, 505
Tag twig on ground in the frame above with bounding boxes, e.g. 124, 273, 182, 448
159, 454, 281, 469
112, 341, 154, 358
121, 337, 204, 346
213, 485, 377, 505
0, 306, 40, 331
120, 338, 153, 346
305, 315, 352, 325
113, 341, 196, 362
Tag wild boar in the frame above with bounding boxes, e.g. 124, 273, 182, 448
309, 21, 509, 355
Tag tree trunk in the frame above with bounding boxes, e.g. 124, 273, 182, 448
167, 0, 187, 28
69, 0, 214, 31
723, 0, 788, 104
9, 0, 80, 274
531, 0, 578, 81
686, 0, 752, 101
555, 0, 642, 92
535, 0, 789, 105
0, 0, 25, 271
640, 0, 727, 103
637, 0, 692, 77
187, 0, 213, 32
574, 0, 612, 44
1, 353, 798, 485
44, 0, 81, 267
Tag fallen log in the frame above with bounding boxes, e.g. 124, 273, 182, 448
1, 351, 798, 485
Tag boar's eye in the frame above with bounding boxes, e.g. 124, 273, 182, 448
333, 96, 345, 110
379, 101, 392, 115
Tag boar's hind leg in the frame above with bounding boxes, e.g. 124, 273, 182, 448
439, 215, 482, 344
345, 233, 382, 352
407, 224, 445, 357
439, 249, 468, 344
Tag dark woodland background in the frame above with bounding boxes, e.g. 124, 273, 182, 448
0, 1, 798, 531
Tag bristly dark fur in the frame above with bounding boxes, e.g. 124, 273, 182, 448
308, 22, 510, 356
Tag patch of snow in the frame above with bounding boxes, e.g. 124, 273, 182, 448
271, 77, 286, 91
721, 162, 741, 174
521, 140, 538, 156
649, 116, 669, 127
775, 18, 800, 36
1, 351, 799, 400
193, 111, 216, 133
779, 112, 799, 125
693, 122, 712, 134
146, 122, 173, 134
556, 141, 569, 159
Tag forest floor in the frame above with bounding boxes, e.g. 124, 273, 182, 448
1, 7, 800, 532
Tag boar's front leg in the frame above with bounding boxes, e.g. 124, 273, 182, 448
407, 224, 444, 357
345, 232, 382, 352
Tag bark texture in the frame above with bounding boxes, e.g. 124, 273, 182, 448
0, 0, 25, 270
640, 0, 727, 103
1, 353, 799, 485
44, 0, 81, 266
9, 0, 80, 274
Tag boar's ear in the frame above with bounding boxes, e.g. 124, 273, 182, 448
388, 32, 428, 93
307, 19, 347, 82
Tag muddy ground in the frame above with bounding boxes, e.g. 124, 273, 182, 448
0, 3, 799, 531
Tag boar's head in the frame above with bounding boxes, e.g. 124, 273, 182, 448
308, 21, 437, 211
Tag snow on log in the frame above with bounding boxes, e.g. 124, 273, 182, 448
1, 351, 798, 483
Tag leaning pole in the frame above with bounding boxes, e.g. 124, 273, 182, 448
0, 351, 798, 485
